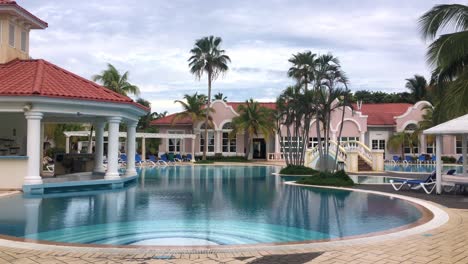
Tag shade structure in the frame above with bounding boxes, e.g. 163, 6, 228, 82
424, 113, 468, 194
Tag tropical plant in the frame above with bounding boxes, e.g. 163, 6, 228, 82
213, 92, 227, 102
44, 124, 83, 150
231, 99, 275, 159
405, 75, 428, 102
188, 36, 231, 160
173, 93, 214, 126
419, 4, 468, 120
287, 51, 317, 92
387, 132, 419, 158
92, 63, 140, 96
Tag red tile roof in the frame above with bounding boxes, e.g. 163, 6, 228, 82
354, 103, 412, 125
0, 1, 48, 28
0, 59, 148, 110
151, 102, 277, 126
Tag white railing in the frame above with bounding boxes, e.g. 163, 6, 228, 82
305, 141, 348, 165
340, 140, 373, 165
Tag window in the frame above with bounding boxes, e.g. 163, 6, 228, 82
426, 139, 435, 154
339, 137, 359, 143
308, 137, 325, 148
371, 139, 385, 150
168, 131, 183, 152
8, 23, 15, 47
456, 136, 468, 154
200, 131, 215, 152
404, 145, 418, 154
20, 31, 27, 52
222, 122, 236, 153
404, 123, 418, 132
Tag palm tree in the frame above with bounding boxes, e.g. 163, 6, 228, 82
288, 51, 317, 92
188, 36, 231, 160
419, 4, 468, 120
388, 132, 419, 158
173, 93, 214, 126
405, 75, 428, 102
231, 99, 275, 159
213, 92, 227, 102
92, 63, 140, 96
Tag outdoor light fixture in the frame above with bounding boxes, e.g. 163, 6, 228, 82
22, 103, 32, 112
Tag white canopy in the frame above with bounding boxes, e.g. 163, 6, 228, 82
423, 113, 467, 194
424, 113, 468, 135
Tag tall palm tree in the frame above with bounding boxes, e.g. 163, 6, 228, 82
231, 99, 275, 159
92, 63, 140, 96
213, 92, 227, 102
288, 51, 317, 92
405, 75, 428, 102
387, 132, 419, 158
173, 93, 214, 126
419, 4, 468, 120
188, 36, 231, 160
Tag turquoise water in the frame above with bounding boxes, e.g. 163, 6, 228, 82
385, 164, 463, 173
0, 166, 423, 246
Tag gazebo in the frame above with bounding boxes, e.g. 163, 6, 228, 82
424, 113, 468, 194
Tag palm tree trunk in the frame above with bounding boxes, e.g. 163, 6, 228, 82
245, 133, 251, 159
203, 72, 212, 160
334, 105, 346, 171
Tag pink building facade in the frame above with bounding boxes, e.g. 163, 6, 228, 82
151, 100, 464, 160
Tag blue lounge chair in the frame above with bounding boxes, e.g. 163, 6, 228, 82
184, 154, 193, 162
404, 156, 413, 163
392, 156, 400, 163
160, 154, 174, 165
457, 156, 464, 164
431, 155, 436, 163
390, 171, 437, 194
174, 154, 183, 162
418, 154, 426, 164
146, 155, 157, 166
135, 154, 143, 166
119, 154, 127, 166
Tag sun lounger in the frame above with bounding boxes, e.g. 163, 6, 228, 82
135, 154, 143, 166
390, 171, 437, 194
184, 154, 194, 162
174, 154, 183, 162
146, 155, 157, 166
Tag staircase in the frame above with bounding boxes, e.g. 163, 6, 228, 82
358, 156, 372, 171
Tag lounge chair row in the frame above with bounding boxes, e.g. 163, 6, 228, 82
119, 153, 193, 167
390, 169, 457, 194
391, 155, 464, 164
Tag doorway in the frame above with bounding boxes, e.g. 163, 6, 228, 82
252, 139, 266, 159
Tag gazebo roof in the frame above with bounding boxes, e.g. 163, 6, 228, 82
424, 113, 468, 135
0, 59, 148, 111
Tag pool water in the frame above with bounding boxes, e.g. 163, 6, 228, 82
0, 166, 424, 246
384, 164, 463, 174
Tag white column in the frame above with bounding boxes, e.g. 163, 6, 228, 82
462, 134, 467, 177
331, 131, 337, 141
141, 136, 146, 162
126, 121, 137, 176
360, 132, 366, 145
65, 136, 70, 154
275, 134, 280, 153
24, 112, 43, 185
94, 122, 105, 173
191, 137, 196, 162
105, 117, 121, 180
436, 135, 442, 194
215, 130, 221, 153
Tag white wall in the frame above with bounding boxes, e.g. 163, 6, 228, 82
0, 158, 27, 189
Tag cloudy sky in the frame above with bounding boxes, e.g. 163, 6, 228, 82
23, 0, 449, 114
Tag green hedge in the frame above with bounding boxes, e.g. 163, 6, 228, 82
279, 165, 318, 175
442, 156, 457, 163
194, 160, 215, 164
296, 170, 355, 187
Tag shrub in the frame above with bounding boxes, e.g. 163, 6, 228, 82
194, 156, 249, 162
441, 156, 457, 163
296, 170, 355, 187
279, 165, 318, 175
45, 147, 65, 158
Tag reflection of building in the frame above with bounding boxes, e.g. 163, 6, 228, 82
0, 1, 147, 190
151, 100, 463, 160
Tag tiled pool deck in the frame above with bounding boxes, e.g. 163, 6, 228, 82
1, 164, 468, 263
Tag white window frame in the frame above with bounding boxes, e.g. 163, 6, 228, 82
455, 136, 467, 154
8, 22, 15, 47
20, 30, 27, 52
167, 130, 184, 153
371, 139, 385, 150
200, 131, 215, 153
222, 132, 236, 153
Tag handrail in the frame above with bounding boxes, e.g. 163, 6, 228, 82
339, 140, 373, 165
305, 141, 348, 165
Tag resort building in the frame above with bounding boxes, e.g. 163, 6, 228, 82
151, 100, 464, 162
0, 0, 148, 192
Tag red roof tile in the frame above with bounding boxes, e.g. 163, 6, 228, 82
151, 113, 193, 126
354, 103, 412, 125
0, 59, 148, 111
0, 1, 48, 28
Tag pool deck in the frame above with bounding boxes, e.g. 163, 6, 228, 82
1, 163, 468, 263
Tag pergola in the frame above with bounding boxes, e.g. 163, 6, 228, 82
424, 113, 468, 194
63, 131, 197, 162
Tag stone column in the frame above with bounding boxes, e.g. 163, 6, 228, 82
126, 121, 137, 176
105, 117, 121, 180
141, 136, 146, 162
65, 136, 70, 154
24, 112, 43, 185
345, 149, 359, 173
371, 149, 384, 171
191, 137, 196, 162
94, 122, 105, 173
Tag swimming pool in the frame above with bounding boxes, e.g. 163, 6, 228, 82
0, 166, 426, 246
385, 164, 463, 174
